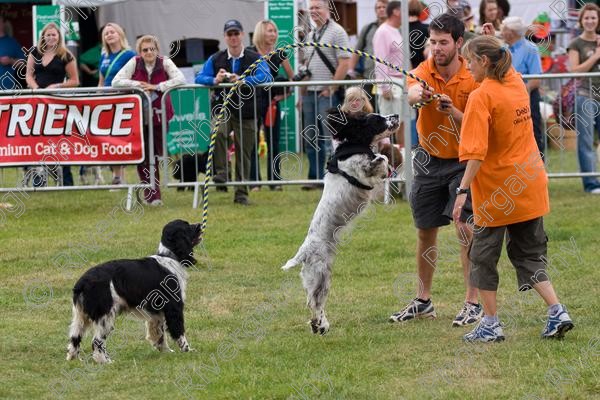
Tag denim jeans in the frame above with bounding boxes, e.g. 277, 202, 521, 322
302, 92, 338, 180
574, 95, 600, 191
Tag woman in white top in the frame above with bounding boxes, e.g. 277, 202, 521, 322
113, 35, 185, 205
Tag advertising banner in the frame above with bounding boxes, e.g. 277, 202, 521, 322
267, 0, 297, 152
0, 94, 144, 166
167, 87, 212, 156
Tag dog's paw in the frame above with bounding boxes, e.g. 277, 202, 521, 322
372, 154, 388, 164
180, 344, 192, 352
155, 343, 174, 353
281, 259, 298, 270
177, 336, 192, 352
66, 345, 80, 361
309, 318, 330, 335
92, 351, 112, 364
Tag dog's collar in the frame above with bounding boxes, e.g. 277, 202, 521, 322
157, 242, 178, 261
326, 143, 375, 191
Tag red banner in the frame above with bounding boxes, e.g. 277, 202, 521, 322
0, 94, 145, 166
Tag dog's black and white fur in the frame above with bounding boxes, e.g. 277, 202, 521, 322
282, 110, 399, 334
66, 219, 202, 363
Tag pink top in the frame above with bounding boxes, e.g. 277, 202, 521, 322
372, 22, 405, 89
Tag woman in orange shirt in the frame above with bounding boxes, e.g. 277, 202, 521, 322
453, 35, 573, 342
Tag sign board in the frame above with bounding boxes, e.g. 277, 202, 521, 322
267, 0, 297, 153
32, 5, 62, 46
167, 87, 212, 156
0, 94, 144, 166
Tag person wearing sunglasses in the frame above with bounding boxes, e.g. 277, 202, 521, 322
195, 19, 273, 206
112, 35, 186, 206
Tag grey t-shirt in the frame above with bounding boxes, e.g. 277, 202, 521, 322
567, 36, 600, 99
304, 19, 351, 91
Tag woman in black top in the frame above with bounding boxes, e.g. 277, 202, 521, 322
26, 23, 79, 89
247, 20, 294, 191
25, 22, 79, 186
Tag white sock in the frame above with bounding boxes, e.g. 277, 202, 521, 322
482, 315, 498, 325
548, 303, 563, 316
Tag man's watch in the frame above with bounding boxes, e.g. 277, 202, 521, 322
456, 187, 470, 195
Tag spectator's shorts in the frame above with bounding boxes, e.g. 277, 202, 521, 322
409, 146, 473, 229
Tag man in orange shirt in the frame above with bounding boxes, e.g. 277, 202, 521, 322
455, 35, 573, 342
389, 14, 488, 327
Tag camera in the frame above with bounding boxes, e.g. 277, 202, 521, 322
222, 72, 234, 83
292, 65, 312, 82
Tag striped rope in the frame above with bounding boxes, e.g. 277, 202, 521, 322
199, 42, 439, 237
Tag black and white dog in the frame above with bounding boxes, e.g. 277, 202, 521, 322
282, 110, 399, 334
66, 220, 202, 363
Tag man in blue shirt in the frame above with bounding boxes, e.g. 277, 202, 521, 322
0, 15, 24, 90
502, 16, 545, 157
196, 19, 271, 205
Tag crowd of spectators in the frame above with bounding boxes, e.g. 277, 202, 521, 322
1, 0, 600, 197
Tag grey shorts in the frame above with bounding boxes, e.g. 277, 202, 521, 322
469, 217, 549, 291
409, 147, 473, 229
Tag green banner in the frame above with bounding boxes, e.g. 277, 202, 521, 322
33, 5, 61, 45
167, 87, 212, 156
267, 0, 297, 153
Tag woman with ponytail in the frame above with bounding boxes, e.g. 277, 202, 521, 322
452, 35, 574, 343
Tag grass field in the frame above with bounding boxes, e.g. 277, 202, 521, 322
1, 169, 599, 399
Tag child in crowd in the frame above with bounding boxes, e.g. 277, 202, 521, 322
340, 86, 403, 168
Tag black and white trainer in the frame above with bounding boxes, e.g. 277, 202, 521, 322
389, 298, 436, 323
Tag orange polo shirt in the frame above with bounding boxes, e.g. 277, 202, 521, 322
407, 56, 479, 159
459, 68, 549, 228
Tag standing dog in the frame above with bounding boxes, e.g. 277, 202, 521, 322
282, 110, 399, 334
66, 219, 202, 363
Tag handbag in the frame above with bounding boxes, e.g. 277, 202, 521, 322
264, 100, 278, 128
552, 78, 580, 127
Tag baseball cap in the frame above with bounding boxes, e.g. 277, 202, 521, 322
224, 19, 243, 33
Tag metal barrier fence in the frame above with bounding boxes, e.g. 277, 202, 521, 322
160, 79, 412, 207
2, 72, 599, 208
161, 72, 600, 207
526, 71, 600, 180
0, 87, 154, 211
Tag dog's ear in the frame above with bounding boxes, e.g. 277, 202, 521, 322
325, 107, 349, 140
172, 228, 197, 266
191, 224, 202, 246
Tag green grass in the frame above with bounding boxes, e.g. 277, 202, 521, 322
0, 176, 599, 400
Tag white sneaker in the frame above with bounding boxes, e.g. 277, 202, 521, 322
464, 320, 505, 343
589, 188, 600, 194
